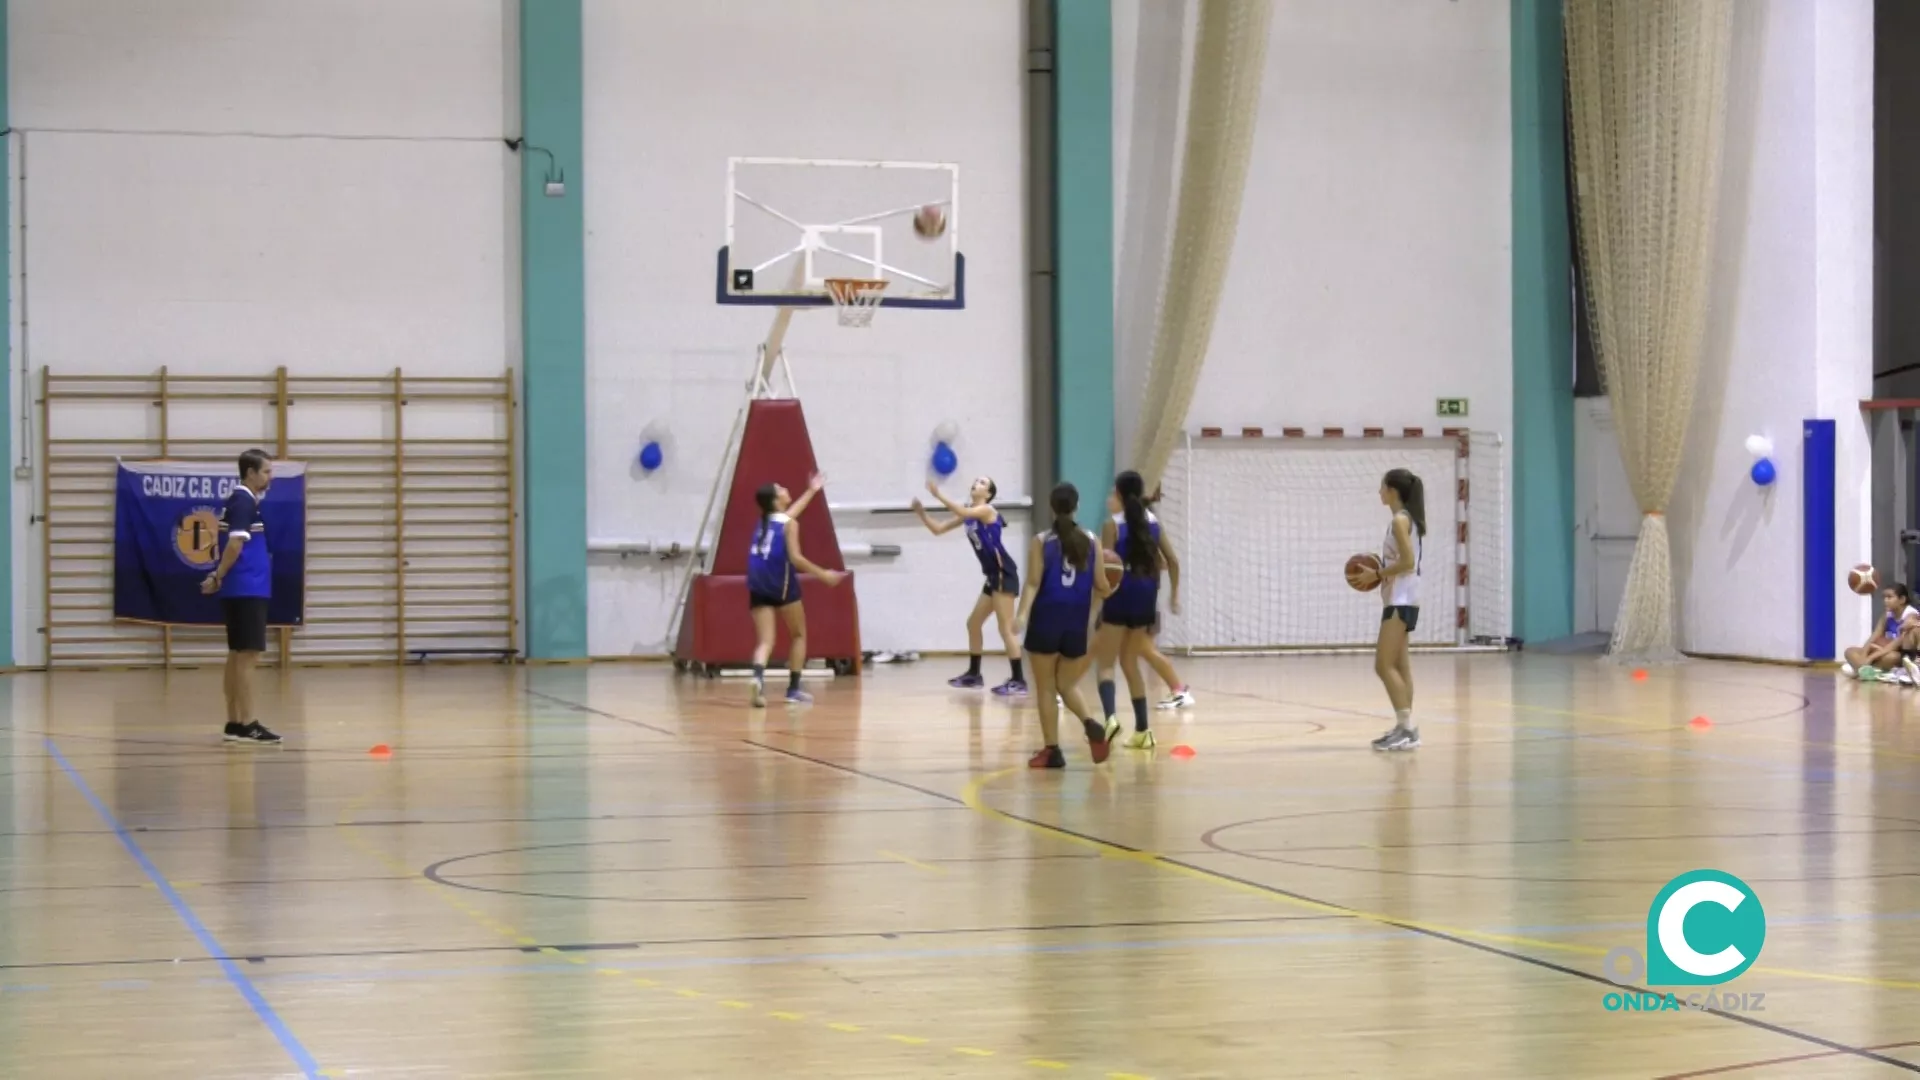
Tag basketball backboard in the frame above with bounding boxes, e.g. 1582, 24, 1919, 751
717, 157, 964, 310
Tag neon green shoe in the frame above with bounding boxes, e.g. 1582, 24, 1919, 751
1124, 730, 1156, 750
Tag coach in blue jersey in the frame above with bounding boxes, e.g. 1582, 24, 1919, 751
200, 449, 282, 745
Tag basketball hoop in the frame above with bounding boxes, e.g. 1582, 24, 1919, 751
824, 277, 888, 328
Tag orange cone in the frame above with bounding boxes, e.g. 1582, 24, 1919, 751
1169, 744, 1196, 759
1687, 716, 1711, 731
369, 743, 392, 756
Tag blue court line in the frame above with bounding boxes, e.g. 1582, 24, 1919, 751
45, 738, 322, 1079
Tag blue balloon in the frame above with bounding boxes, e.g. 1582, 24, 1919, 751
639, 440, 664, 471
1750, 457, 1776, 486
931, 441, 958, 477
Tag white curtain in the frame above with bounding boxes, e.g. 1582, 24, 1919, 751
1130, 0, 1274, 492
1565, 0, 1735, 664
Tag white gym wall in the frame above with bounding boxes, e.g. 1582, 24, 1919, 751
7, 0, 515, 665
1112, 0, 1513, 637
1662, 0, 1872, 661
581, 0, 1028, 657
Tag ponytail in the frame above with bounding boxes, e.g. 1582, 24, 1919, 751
1050, 483, 1090, 569
1115, 470, 1156, 577
753, 483, 778, 547
1383, 469, 1426, 537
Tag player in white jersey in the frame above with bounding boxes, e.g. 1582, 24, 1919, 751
1349, 468, 1424, 751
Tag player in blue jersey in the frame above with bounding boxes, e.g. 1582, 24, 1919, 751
914, 476, 1026, 696
1013, 483, 1120, 768
747, 473, 845, 708
1842, 581, 1920, 683
199, 448, 281, 745
1094, 470, 1182, 751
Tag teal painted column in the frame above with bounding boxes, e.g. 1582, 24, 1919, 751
520, 0, 588, 659
1511, 0, 1574, 643
1053, 0, 1115, 506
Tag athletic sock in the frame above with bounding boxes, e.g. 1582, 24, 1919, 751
967, 654, 983, 676
752, 664, 765, 687
1395, 708, 1412, 730
1132, 697, 1149, 732
1010, 657, 1024, 682
789, 670, 802, 693
1099, 680, 1117, 718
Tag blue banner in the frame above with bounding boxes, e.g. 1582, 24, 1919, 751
113, 461, 307, 627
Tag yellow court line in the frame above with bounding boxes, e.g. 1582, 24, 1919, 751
879, 849, 946, 874
958, 767, 1920, 994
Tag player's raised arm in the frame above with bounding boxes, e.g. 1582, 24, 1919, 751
928, 479, 997, 522
787, 472, 827, 519
911, 497, 964, 535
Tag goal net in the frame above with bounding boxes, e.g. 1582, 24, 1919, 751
1154, 430, 1510, 651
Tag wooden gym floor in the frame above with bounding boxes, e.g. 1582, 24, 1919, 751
2, 653, 1918, 1079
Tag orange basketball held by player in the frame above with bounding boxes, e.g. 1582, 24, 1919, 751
1101, 547, 1125, 589
1848, 563, 1879, 596
913, 203, 947, 238
1345, 552, 1383, 592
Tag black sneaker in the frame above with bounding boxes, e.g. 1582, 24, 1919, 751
222, 721, 247, 741
231, 721, 282, 746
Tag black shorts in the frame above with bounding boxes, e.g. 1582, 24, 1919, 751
1097, 605, 1159, 632
1024, 619, 1089, 660
982, 564, 1020, 597
223, 597, 269, 653
1383, 605, 1420, 631
749, 592, 799, 610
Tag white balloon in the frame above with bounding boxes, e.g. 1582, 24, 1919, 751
1744, 434, 1773, 458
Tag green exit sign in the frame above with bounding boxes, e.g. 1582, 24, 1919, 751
1436, 398, 1469, 418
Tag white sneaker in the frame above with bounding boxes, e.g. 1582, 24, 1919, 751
1379, 728, 1421, 751
1156, 688, 1196, 710
1841, 662, 1856, 677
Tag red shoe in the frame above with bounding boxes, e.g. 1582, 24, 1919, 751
1028, 746, 1065, 769
1082, 718, 1113, 764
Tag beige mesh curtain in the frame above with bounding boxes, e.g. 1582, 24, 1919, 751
1565, 0, 1733, 664
1131, 0, 1274, 490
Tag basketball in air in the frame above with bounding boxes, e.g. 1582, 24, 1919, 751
1848, 563, 1879, 596
913, 204, 947, 239
1345, 553, 1382, 592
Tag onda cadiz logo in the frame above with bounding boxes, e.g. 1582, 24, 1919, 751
1602, 870, 1767, 1013
1647, 870, 1766, 984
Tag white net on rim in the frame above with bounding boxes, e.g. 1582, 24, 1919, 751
824, 278, 887, 328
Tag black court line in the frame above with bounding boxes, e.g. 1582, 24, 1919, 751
0, 851, 1113, 895
0, 802, 960, 839
0, 913, 1342, 973
732, 737, 1920, 1074
524, 687, 679, 736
